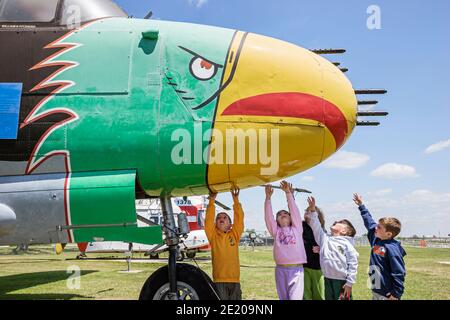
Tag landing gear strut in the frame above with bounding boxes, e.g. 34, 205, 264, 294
161, 197, 179, 300
139, 196, 219, 300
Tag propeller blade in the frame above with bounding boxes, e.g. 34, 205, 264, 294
55, 243, 67, 255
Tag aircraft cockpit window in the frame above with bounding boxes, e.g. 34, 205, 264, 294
0, 0, 59, 23
60, 0, 127, 25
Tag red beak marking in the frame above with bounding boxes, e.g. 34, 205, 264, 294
221, 92, 349, 149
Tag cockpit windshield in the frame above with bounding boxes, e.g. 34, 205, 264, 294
60, 0, 127, 25
0, 0, 128, 24
0, 0, 59, 23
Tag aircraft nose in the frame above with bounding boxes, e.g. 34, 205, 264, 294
207, 32, 357, 191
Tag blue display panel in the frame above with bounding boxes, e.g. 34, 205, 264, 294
0, 83, 23, 140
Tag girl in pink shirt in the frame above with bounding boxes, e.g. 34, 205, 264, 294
265, 181, 307, 300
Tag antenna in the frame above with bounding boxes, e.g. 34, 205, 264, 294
260, 185, 312, 194
144, 10, 153, 19
207, 197, 231, 211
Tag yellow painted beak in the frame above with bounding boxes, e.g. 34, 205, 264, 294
207, 32, 357, 192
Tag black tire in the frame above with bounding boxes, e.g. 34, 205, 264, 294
139, 263, 219, 300
186, 251, 196, 259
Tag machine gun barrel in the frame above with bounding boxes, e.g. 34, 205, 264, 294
311, 48, 346, 54
355, 89, 387, 95
357, 111, 389, 117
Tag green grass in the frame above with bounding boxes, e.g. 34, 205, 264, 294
0, 245, 448, 300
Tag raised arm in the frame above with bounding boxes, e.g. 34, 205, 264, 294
231, 187, 244, 240
308, 212, 326, 246
204, 193, 217, 241
282, 181, 302, 231
353, 193, 377, 243
305, 196, 327, 246
264, 185, 277, 237
287, 192, 303, 232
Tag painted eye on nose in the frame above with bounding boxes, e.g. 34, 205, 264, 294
190, 57, 218, 81
178, 46, 223, 81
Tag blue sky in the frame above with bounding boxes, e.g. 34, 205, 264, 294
116, 0, 450, 237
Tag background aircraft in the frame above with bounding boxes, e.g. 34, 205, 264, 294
0, 0, 386, 299
75, 197, 211, 260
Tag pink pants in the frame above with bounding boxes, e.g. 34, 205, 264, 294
275, 265, 304, 300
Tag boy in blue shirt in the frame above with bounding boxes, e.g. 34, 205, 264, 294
353, 193, 406, 300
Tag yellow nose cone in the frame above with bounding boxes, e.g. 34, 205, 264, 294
207, 32, 357, 192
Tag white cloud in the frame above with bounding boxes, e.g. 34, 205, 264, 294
188, 0, 208, 8
321, 190, 450, 237
404, 189, 450, 206
370, 163, 419, 179
301, 176, 314, 182
425, 139, 450, 154
368, 188, 393, 196
322, 151, 370, 169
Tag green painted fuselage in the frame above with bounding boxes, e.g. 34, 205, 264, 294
31, 18, 235, 196
0, 17, 237, 245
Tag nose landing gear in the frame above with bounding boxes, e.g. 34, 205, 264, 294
139, 196, 219, 300
139, 263, 219, 300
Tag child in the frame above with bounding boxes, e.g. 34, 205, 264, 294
353, 193, 406, 300
264, 181, 307, 300
302, 205, 326, 300
305, 196, 359, 300
205, 187, 244, 300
